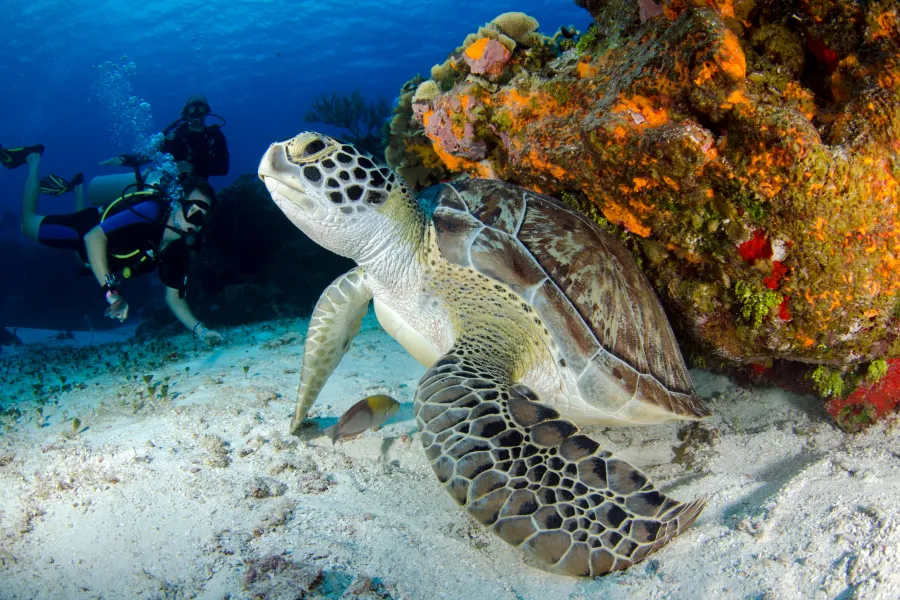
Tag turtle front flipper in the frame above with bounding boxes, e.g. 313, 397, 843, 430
292, 267, 373, 434
415, 345, 705, 577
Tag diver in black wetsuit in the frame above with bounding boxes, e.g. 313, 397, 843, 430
12, 149, 224, 345
159, 94, 229, 180
100, 94, 229, 181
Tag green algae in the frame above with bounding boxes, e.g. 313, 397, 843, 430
575, 24, 601, 54
866, 359, 888, 384
734, 280, 782, 328
740, 193, 769, 224
810, 366, 845, 398
490, 111, 514, 133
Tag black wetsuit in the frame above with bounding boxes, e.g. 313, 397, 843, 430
160, 123, 229, 179
36, 198, 192, 294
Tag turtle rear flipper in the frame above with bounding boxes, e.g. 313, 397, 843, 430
415, 343, 705, 576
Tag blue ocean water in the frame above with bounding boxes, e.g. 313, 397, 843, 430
0, 0, 590, 208
0, 0, 590, 330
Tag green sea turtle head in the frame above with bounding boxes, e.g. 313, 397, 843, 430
258, 132, 415, 262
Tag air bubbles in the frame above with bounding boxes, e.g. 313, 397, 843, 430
91, 61, 154, 154
90, 61, 180, 197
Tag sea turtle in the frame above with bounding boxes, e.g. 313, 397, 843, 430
257, 132, 710, 577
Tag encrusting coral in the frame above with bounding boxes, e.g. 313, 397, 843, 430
387, 1, 900, 427
385, 77, 452, 189
462, 38, 513, 78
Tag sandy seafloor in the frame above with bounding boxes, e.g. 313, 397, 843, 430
1, 312, 898, 600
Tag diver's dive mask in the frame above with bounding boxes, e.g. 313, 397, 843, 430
182, 199, 210, 227
184, 101, 210, 130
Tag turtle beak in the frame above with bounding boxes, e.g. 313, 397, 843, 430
258, 142, 320, 217
257, 141, 291, 187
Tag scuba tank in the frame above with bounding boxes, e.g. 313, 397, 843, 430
92, 161, 202, 280
112, 159, 203, 248
101, 188, 165, 265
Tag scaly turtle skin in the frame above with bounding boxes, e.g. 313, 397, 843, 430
258, 132, 710, 577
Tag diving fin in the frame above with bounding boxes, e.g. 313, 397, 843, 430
39, 172, 84, 196
0, 144, 44, 169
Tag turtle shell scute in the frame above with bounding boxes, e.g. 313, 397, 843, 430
430, 179, 704, 419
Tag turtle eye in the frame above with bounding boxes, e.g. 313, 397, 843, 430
304, 139, 326, 156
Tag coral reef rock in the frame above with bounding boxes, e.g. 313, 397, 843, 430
388, 1, 900, 420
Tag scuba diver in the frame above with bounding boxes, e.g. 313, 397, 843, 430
6, 146, 224, 345
20, 94, 230, 207
158, 94, 229, 180
97, 94, 229, 191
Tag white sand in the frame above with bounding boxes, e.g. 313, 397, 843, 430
1, 312, 898, 599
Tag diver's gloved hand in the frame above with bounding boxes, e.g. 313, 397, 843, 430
99, 154, 148, 168
192, 322, 224, 346
99, 156, 125, 167
202, 329, 225, 346
104, 292, 129, 321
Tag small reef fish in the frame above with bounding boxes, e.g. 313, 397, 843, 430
324, 395, 400, 443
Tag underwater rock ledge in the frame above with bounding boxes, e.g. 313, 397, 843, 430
386, 1, 900, 428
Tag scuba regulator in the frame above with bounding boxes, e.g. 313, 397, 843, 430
161, 96, 227, 138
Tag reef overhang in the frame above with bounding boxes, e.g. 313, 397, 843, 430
386, 1, 900, 427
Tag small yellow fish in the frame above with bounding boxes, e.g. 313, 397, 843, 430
324, 395, 401, 443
